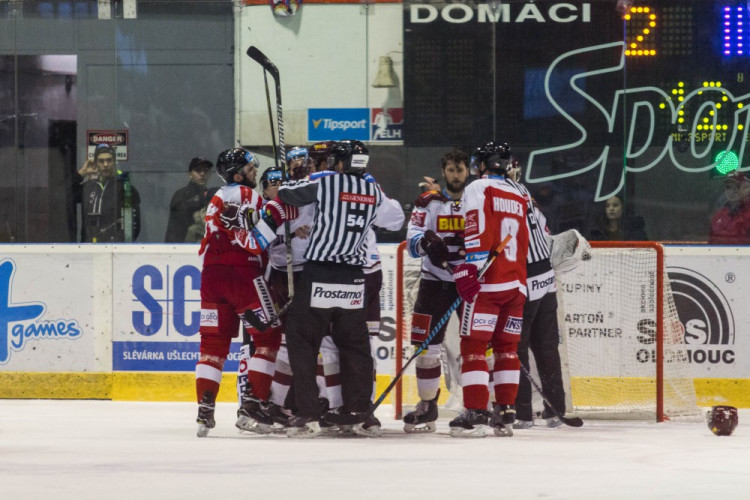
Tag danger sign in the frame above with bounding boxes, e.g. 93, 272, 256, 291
87, 130, 129, 161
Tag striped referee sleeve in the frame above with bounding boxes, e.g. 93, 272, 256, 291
511, 180, 550, 264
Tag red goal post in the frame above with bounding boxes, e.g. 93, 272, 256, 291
394, 240, 699, 422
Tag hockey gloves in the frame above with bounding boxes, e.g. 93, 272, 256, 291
220, 202, 255, 231
263, 198, 299, 231
452, 263, 480, 304
419, 230, 450, 268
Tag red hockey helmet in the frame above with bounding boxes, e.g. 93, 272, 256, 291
707, 405, 738, 436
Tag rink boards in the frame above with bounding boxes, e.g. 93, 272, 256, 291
0, 244, 749, 407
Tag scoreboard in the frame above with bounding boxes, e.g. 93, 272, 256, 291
403, 0, 750, 179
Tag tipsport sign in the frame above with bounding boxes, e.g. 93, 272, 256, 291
307, 108, 404, 142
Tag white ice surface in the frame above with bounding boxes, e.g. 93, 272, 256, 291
1, 401, 748, 500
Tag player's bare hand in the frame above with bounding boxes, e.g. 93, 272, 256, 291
419, 176, 440, 192
295, 225, 311, 239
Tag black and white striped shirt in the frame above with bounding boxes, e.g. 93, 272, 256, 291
279, 172, 397, 266
508, 179, 550, 265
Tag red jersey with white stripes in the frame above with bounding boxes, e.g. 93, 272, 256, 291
462, 175, 529, 295
199, 183, 265, 267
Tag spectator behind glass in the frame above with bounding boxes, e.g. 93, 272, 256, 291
709, 172, 750, 245
79, 144, 141, 243
165, 157, 218, 243
588, 195, 647, 241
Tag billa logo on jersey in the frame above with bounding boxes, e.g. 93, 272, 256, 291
0, 260, 82, 364
437, 215, 464, 232
371, 108, 403, 141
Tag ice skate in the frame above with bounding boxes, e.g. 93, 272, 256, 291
542, 409, 564, 428
353, 414, 381, 438
317, 400, 348, 435
286, 415, 322, 438
448, 408, 490, 438
236, 391, 274, 434
403, 389, 440, 434
512, 419, 534, 430
491, 404, 516, 437
323, 406, 368, 427
545, 416, 563, 428
265, 401, 292, 430
318, 412, 344, 435
196, 394, 216, 438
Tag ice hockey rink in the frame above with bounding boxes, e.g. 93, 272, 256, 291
2, 400, 747, 499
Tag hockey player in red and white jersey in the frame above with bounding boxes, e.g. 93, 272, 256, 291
195, 147, 296, 437
449, 141, 529, 438
235, 147, 324, 429
402, 149, 470, 433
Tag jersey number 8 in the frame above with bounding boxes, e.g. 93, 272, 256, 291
501, 218, 520, 262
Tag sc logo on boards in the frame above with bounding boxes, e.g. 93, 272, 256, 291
132, 264, 200, 337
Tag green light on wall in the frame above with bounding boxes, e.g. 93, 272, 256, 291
714, 151, 739, 175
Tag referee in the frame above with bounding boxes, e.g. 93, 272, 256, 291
503, 153, 566, 429
277, 140, 403, 437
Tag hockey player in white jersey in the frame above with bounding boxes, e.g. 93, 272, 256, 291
403, 149, 470, 432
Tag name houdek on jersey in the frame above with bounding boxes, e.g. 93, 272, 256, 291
408, 2, 591, 25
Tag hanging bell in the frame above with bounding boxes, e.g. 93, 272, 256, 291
372, 56, 397, 88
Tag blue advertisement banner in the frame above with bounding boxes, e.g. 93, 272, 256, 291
308, 108, 370, 141
113, 341, 241, 372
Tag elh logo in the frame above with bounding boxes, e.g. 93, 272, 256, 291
667, 267, 735, 364
0, 260, 82, 364
371, 108, 403, 141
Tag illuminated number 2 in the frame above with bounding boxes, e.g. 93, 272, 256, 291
624, 6, 657, 57
500, 218, 520, 262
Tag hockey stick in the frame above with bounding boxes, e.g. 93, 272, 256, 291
368, 235, 512, 415
262, 71, 278, 164
242, 299, 294, 333
247, 45, 294, 301
520, 364, 583, 427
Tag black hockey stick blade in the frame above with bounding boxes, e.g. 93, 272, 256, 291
246, 46, 279, 79
241, 299, 293, 333
520, 364, 583, 427
560, 416, 584, 427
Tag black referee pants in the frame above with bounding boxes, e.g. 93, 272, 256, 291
285, 261, 373, 419
515, 290, 566, 421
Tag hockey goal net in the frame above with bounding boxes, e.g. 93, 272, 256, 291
394, 240, 700, 422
